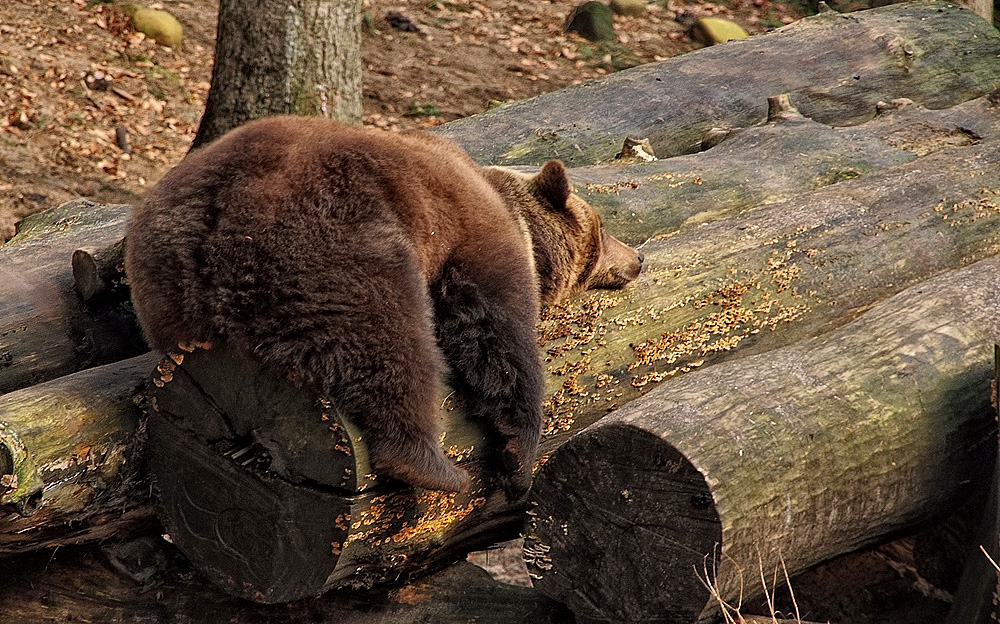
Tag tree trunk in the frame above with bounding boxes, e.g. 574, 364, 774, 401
959, 0, 993, 24
435, 1, 1000, 167
192, 0, 362, 149
525, 254, 1000, 624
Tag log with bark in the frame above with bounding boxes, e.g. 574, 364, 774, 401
0, 353, 158, 553
436, 1, 1000, 166
0, 199, 146, 395
2, 0, 1000, 613
524, 255, 1000, 623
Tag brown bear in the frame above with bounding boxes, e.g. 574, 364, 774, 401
125, 116, 643, 498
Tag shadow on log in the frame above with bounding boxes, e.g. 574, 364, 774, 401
946, 347, 1000, 623
0, 546, 571, 624
525, 255, 1000, 623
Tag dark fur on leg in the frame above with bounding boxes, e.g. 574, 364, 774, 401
432, 263, 543, 500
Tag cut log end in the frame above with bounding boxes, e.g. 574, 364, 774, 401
525, 424, 721, 623
148, 344, 366, 602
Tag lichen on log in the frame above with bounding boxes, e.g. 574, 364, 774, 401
0, 353, 158, 553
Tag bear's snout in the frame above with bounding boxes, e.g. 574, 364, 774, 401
637, 251, 645, 265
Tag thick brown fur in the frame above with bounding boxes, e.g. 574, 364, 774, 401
126, 116, 642, 498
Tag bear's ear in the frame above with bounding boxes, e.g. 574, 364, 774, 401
532, 160, 572, 211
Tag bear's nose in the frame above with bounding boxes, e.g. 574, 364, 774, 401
637, 252, 645, 265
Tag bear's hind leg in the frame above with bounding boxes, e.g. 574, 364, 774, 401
337, 320, 471, 493
259, 271, 470, 494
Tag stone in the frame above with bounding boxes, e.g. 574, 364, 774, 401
609, 0, 647, 17
691, 17, 749, 46
120, 4, 183, 48
565, 1, 616, 42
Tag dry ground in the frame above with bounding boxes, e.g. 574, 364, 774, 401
0, 0, 803, 242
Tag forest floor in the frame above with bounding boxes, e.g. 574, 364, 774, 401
0, 0, 806, 242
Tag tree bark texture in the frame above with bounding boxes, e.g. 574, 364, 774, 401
192, 0, 362, 149
0, 353, 158, 554
435, 1, 1000, 167
526, 255, 1000, 624
0, 199, 146, 396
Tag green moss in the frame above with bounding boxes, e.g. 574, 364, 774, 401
404, 102, 442, 117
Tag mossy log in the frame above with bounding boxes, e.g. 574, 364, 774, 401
525, 254, 1000, 624
436, 1, 1000, 166
0, 199, 146, 396
0, 353, 158, 553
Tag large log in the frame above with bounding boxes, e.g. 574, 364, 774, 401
0, 546, 570, 624
0, 353, 158, 553
0, 199, 147, 395
579, 94, 1000, 245
436, 1, 1000, 166
525, 253, 1000, 624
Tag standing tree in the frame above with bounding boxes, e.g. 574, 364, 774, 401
192, 0, 362, 149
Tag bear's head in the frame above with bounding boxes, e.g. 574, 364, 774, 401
485, 160, 644, 307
